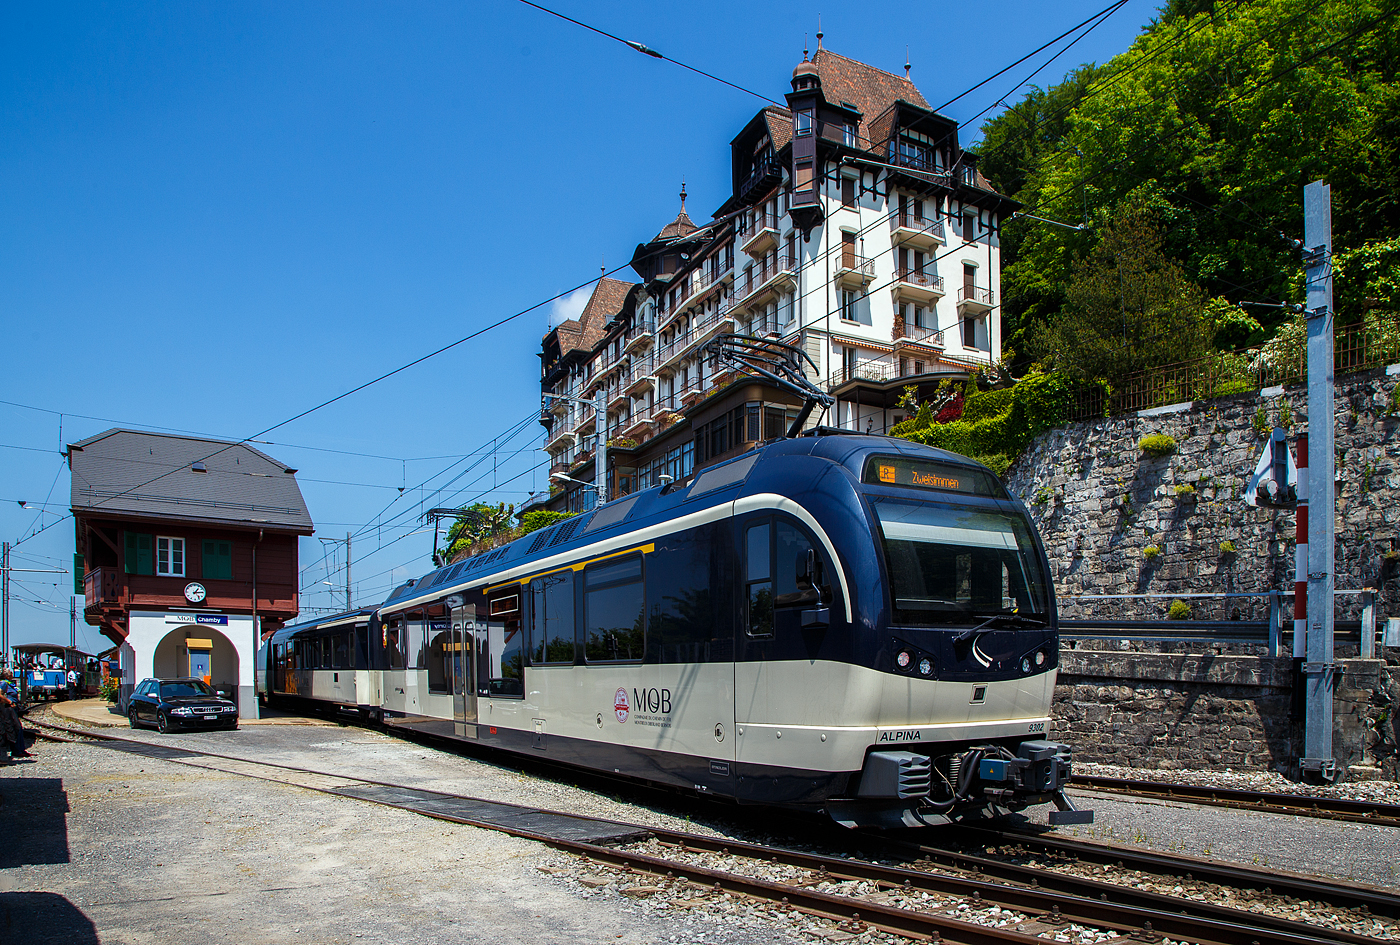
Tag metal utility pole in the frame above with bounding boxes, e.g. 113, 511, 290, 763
594, 388, 608, 507
345, 532, 352, 609
2, 542, 8, 668
70, 596, 76, 649
1301, 180, 1337, 782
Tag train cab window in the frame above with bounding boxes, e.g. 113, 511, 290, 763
426, 603, 454, 694
745, 522, 774, 638
584, 555, 644, 662
384, 616, 405, 669
530, 571, 576, 664
775, 520, 823, 607
483, 593, 523, 697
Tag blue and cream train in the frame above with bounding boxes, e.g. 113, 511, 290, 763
257, 433, 1088, 828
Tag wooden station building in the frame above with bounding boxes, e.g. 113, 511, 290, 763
70, 429, 314, 718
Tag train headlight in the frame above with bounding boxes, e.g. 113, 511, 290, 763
1035, 649, 1047, 667
918, 657, 934, 676
1021, 656, 1032, 674
896, 650, 912, 670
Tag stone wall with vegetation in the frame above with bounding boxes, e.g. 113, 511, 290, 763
1001, 368, 1400, 779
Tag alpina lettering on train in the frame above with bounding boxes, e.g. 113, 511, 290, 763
879, 730, 922, 742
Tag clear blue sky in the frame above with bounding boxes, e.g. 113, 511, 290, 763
0, 0, 1164, 650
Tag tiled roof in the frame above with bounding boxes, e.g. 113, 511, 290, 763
653, 210, 698, 241
812, 49, 930, 152
68, 429, 313, 532
763, 106, 793, 152
578, 277, 637, 349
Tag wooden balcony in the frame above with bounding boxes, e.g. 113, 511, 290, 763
84, 567, 122, 612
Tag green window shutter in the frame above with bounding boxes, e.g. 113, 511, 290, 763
124, 532, 137, 574
73, 553, 85, 595
202, 539, 233, 580
133, 533, 153, 575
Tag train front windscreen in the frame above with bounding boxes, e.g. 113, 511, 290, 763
870, 497, 1051, 629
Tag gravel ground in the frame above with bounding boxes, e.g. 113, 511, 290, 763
13, 711, 1400, 945
1075, 761, 1400, 804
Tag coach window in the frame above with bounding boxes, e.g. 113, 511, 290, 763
530, 571, 576, 664
485, 593, 524, 697
426, 603, 453, 694
406, 609, 428, 670
745, 521, 774, 638
384, 615, 405, 670
584, 555, 644, 662
353, 623, 369, 669
333, 632, 349, 669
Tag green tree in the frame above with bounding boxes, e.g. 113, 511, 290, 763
1030, 207, 1209, 381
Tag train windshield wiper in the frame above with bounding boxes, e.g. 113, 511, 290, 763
952, 611, 1046, 644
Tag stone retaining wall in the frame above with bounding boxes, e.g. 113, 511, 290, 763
1004, 367, 1400, 779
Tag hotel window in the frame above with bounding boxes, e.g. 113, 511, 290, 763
840, 289, 860, 323
795, 110, 813, 136
843, 122, 858, 147
156, 537, 185, 577
841, 176, 856, 208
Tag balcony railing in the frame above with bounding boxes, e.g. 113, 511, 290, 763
84, 566, 120, 609
891, 213, 945, 244
835, 255, 876, 285
957, 285, 995, 312
895, 321, 946, 347
740, 216, 780, 255
735, 255, 797, 308
896, 268, 945, 295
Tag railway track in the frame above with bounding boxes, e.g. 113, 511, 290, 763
1069, 775, 1400, 828
31, 719, 1400, 945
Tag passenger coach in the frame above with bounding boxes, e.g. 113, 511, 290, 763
260, 433, 1088, 828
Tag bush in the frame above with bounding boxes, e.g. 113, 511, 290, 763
1172, 483, 1196, 498
1138, 434, 1177, 456
98, 675, 119, 703
962, 387, 1015, 422
1167, 599, 1191, 621
1142, 544, 1161, 560
1219, 540, 1237, 554
519, 510, 574, 536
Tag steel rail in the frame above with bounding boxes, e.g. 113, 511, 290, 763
1068, 775, 1400, 828
32, 719, 1391, 945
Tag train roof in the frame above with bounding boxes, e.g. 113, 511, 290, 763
375, 434, 1004, 616
266, 607, 376, 645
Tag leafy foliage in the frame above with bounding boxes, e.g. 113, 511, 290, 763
1168, 598, 1191, 620
981, 0, 1400, 366
1138, 433, 1178, 456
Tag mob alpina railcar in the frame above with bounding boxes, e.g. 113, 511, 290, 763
258, 432, 1089, 828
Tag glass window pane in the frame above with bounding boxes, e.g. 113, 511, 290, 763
746, 523, 770, 582
748, 581, 773, 637
585, 557, 644, 662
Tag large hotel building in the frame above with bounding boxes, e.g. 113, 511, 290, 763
535, 46, 1014, 514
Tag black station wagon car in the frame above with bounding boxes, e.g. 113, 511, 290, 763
128, 677, 239, 733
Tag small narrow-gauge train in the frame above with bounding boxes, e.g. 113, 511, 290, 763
258, 433, 1089, 828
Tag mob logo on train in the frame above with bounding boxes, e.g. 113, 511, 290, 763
614, 687, 673, 722
614, 688, 630, 723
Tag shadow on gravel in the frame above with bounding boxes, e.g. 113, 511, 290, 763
0, 892, 98, 944
0, 778, 71, 867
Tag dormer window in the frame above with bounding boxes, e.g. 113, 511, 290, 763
795, 111, 813, 136
843, 122, 857, 147
191, 462, 207, 473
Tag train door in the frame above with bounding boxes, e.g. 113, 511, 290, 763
448, 597, 478, 738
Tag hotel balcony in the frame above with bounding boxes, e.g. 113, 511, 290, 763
893, 268, 945, 304
740, 216, 780, 257
679, 381, 707, 408
692, 299, 738, 346
653, 333, 692, 374
621, 405, 656, 439
890, 212, 945, 249
834, 254, 876, 288
544, 427, 578, 454
624, 361, 655, 395
894, 320, 946, 350
623, 319, 655, 355
957, 285, 995, 316
734, 256, 796, 313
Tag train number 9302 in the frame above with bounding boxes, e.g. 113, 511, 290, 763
1027, 722, 1045, 733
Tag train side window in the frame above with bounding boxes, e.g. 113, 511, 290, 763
406, 609, 428, 670
775, 519, 823, 607
426, 603, 453, 694
353, 624, 368, 668
384, 616, 405, 670
745, 521, 774, 638
333, 633, 349, 669
584, 555, 644, 662
530, 571, 576, 664
485, 593, 524, 697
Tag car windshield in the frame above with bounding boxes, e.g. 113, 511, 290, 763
872, 497, 1050, 628
161, 681, 215, 698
